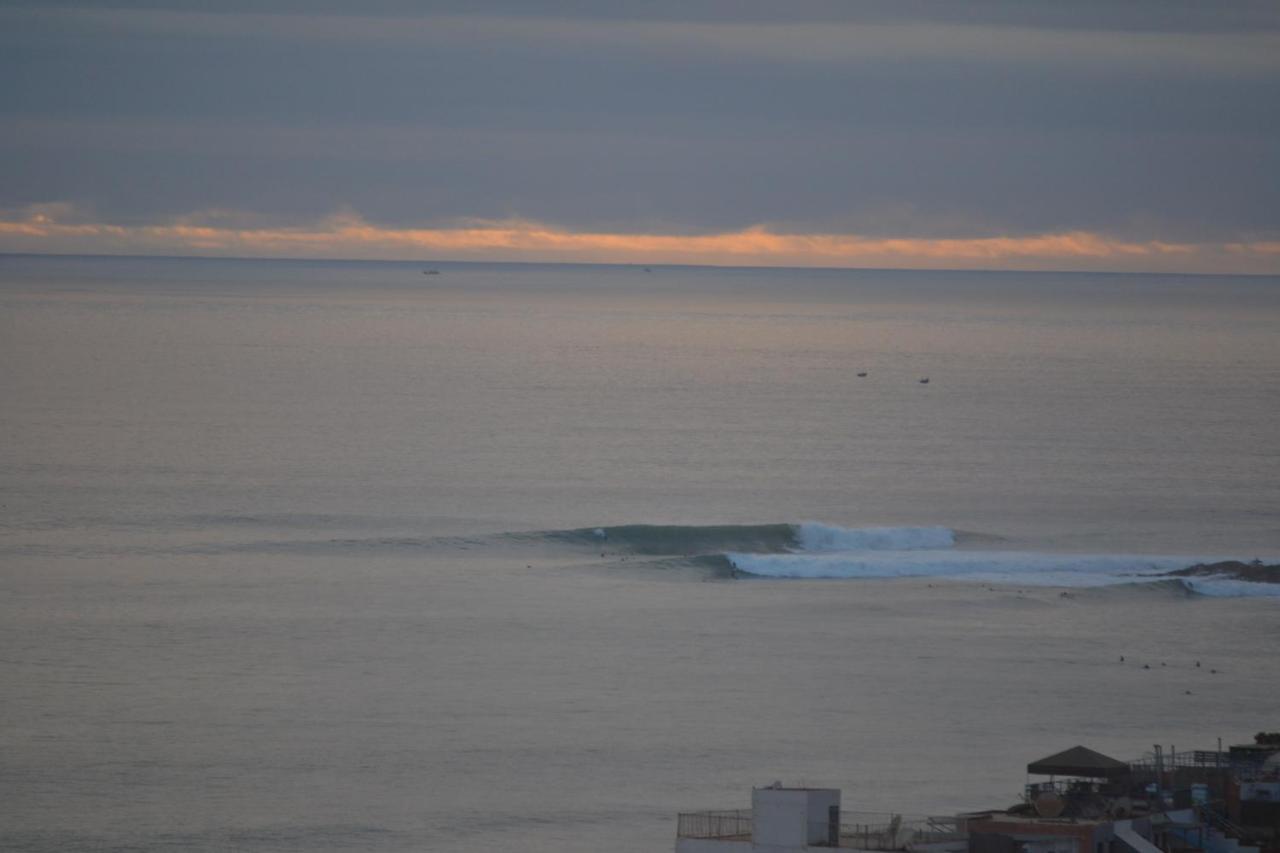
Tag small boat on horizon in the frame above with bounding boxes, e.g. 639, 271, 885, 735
422, 269, 441, 275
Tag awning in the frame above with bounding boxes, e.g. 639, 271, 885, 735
1027, 746, 1130, 778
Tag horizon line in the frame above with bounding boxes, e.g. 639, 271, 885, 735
5, 249, 1278, 280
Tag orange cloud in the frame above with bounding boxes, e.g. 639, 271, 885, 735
1, 208, 1276, 274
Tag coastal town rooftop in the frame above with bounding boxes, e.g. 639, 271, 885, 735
675, 739, 1280, 853
676, 804, 968, 851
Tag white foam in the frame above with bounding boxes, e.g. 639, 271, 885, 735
795, 523, 954, 552
731, 523, 1280, 597
728, 551, 1200, 584
1182, 577, 1280, 597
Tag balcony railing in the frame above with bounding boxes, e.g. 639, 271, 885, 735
676, 809, 752, 841
676, 810, 968, 850
837, 814, 968, 849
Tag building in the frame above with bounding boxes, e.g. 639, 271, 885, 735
676, 785, 967, 853
1226, 742, 1280, 846
674, 742, 1277, 853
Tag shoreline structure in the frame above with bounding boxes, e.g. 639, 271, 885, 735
676, 739, 1280, 853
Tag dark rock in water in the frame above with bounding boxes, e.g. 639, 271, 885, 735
1167, 560, 1280, 584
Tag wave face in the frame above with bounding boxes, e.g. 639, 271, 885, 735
545, 523, 799, 555
544, 523, 956, 556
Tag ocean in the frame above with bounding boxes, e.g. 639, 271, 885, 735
2, 254, 1278, 853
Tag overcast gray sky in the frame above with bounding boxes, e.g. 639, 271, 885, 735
2, 1, 1278, 271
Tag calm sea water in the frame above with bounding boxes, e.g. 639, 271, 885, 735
2, 255, 1278, 853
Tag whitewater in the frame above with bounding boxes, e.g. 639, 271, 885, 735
728, 522, 1280, 596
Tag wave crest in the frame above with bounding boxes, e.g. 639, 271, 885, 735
545, 523, 958, 556
796, 523, 954, 552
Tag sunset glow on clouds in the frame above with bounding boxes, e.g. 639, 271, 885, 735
2, 4, 1278, 274
2, 208, 1277, 274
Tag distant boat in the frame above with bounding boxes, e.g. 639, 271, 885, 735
422, 269, 441, 275
856, 372, 868, 378
919, 377, 930, 384
643, 267, 652, 273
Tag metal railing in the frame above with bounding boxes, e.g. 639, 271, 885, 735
1131, 748, 1280, 781
676, 810, 967, 849
676, 809, 752, 840
1131, 750, 1228, 771
837, 815, 969, 850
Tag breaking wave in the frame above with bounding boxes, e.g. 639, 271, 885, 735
10, 517, 1273, 597
795, 523, 954, 552
548, 522, 1275, 596
1179, 577, 1280, 598
717, 523, 1277, 598
728, 550, 1194, 584
546, 522, 960, 556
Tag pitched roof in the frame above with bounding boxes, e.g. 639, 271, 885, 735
1027, 745, 1130, 778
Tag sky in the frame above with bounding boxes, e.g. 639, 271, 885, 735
2, 1, 1279, 273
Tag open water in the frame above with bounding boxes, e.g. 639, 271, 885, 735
2, 254, 1278, 852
